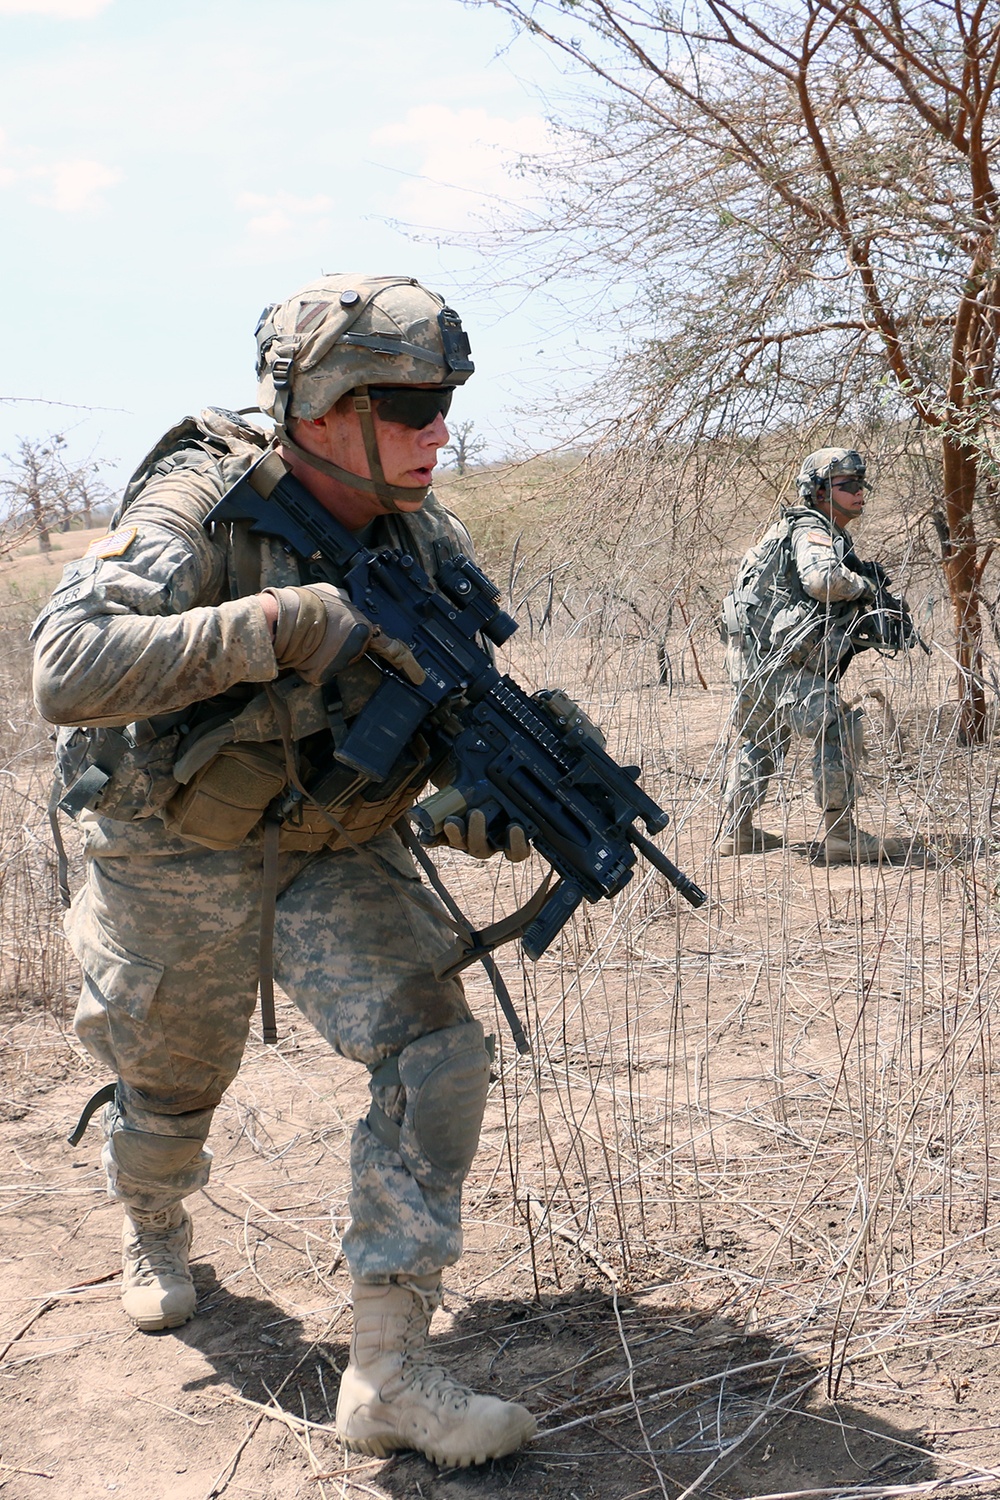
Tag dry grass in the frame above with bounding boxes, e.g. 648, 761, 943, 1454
0, 604, 75, 1015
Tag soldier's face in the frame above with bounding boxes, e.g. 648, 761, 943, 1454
816, 476, 867, 525
290, 391, 450, 521
332, 398, 448, 498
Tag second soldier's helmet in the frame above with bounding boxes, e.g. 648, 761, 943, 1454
795, 447, 869, 503
254, 273, 474, 427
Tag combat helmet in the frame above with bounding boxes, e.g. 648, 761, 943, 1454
255, 274, 474, 510
795, 447, 870, 504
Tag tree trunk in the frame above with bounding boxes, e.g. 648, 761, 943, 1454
942, 433, 986, 742
28, 487, 52, 555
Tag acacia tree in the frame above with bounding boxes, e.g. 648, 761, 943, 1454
444, 419, 488, 474
472, 0, 1000, 738
0, 435, 109, 563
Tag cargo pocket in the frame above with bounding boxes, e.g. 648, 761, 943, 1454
65, 898, 165, 1024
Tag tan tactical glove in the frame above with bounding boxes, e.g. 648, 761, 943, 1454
443, 807, 531, 863
264, 583, 424, 688
413, 785, 531, 862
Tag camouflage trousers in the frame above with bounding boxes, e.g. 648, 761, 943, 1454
66, 814, 475, 1281
723, 654, 860, 823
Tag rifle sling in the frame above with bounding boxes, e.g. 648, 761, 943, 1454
67, 1081, 118, 1146
396, 820, 548, 1056
47, 778, 72, 909
258, 814, 280, 1046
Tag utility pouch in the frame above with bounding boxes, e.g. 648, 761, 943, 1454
279, 735, 433, 853
161, 741, 288, 849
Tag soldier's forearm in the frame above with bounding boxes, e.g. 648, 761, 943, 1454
32, 597, 277, 727
798, 563, 869, 603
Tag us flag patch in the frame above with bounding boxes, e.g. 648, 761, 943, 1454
84, 526, 138, 559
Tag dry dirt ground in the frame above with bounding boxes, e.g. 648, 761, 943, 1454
4, 534, 1000, 1499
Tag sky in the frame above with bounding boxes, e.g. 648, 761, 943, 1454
0, 0, 601, 491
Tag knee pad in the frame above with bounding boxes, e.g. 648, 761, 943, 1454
366, 1020, 491, 1187
103, 1099, 212, 1202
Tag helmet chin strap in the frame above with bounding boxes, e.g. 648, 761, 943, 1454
811, 481, 852, 526
819, 490, 856, 527
276, 388, 430, 513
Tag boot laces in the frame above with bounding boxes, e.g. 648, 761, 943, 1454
124, 1214, 189, 1285
396, 1356, 472, 1415
386, 1289, 472, 1414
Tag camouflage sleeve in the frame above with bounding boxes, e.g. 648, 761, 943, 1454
790, 518, 870, 604
31, 463, 277, 729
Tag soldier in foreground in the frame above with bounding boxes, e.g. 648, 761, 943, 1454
719, 447, 918, 864
31, 275, 536, 1467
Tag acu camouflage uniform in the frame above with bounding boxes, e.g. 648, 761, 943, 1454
32, 407, 486, 1281
722, 505, 871, 823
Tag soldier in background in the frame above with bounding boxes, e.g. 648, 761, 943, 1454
719, 446, 917, 864
30, 275, 535, 1468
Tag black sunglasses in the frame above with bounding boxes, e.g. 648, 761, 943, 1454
367, 386, 455, 429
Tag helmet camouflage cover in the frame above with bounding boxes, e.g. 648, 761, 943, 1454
254, 273, 474, 511
795, 447, 869, 502
255, 273, 474, 425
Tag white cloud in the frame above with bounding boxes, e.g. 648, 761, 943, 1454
0, 0, 112, 15
0, 126, 120, 210
372, 105, 552, 231
237, 190, 335, 241
30, 158, 121, 210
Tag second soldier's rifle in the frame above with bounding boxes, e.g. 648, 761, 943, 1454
839, 553, 929, 661
207, 452, 706, 970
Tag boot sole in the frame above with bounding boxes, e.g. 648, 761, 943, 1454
125, 1305, 196, 1332
339, 1414, 537, 1467
813, 843, 912, 866
719, 842, 784, 856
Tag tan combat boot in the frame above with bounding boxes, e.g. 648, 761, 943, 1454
718, 814, 783, 856
121, 1203, 196, 1331
820, 810, 912, 865
336, 1275, 536, 1467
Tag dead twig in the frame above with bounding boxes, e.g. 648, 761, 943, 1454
0, 1300, 57, 1362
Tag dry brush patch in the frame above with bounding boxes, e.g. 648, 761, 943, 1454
3, 477, 1000, 1496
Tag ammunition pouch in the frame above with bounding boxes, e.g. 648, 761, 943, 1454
161, 730, 434, 854
55, 721, 185, 823
162, 741, 289, 849
720, 592, 745, 641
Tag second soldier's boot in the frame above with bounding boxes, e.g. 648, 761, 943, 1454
120, 1203, 196, 1331
336, 1275, 536, 1467
718, 809, 783, 856
820, 809, 912, 865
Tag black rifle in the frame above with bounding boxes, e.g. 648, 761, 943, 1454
206, 453, 706, 963
841, 553, 929, 657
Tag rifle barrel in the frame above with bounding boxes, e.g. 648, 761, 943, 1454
627, 827, 707, 908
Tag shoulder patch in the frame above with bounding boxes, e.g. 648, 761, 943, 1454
805, 530, 834, 546
84, 526, 139, 560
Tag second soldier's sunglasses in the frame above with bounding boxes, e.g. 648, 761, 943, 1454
831, 477, 865, 495
367, 386, 455, 429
